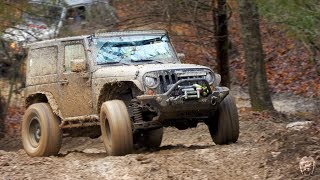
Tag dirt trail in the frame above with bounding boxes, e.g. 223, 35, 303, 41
1, 110, 319, 179
0, 88, 319, 179
0, 124, 269, 179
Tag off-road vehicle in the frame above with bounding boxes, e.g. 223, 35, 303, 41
1, 0, 116, 58
23, 30, 239, 157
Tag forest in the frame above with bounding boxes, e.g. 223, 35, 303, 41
0, 0, 319, 179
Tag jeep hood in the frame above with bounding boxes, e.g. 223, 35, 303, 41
92, 63, 212, 79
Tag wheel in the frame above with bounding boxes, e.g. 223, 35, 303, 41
100, 100, 133, 156
22, 103, 62, 157
138, 128, 163, 149
208, 94, 239, 145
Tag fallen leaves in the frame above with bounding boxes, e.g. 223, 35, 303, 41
229, 17, 320, 98
4, 106, 24, 136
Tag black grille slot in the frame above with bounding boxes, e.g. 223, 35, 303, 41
171, 74, 177, 84
159, 75, 165, 93
158, 73, 177, 93
165, 75, 170, 84
178, 76, 203, 80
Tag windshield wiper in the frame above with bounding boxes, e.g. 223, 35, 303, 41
98, 61, 131, 66
131, 59, 163, 64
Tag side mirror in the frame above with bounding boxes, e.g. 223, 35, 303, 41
177, 53, 185, 60
71, 59, 86, 72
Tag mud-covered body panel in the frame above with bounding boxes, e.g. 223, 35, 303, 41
24, 30, 228, 131
24, 89, 62, 117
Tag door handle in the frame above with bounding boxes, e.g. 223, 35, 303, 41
59, 79, 69, 85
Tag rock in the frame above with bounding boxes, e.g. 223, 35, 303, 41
286, 121, 312, 131
299, 156, 316, 175
140, 159, 152, 164
253, 175, 260, 179
271, 151, 281, 158
82, 148, 104, 154
195, 148, 210, 154
0, 150, 7, 155
135, 155, 148, 162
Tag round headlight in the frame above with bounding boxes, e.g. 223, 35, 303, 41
205, 72, 214, 84
144, 76, 158, 88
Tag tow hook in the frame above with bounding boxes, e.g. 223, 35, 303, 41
211, 96, 218, 105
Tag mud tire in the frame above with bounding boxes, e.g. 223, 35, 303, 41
140, 128, 163, 149
208, 94, 239, 145
100, 100, 133, 156
22, 103, 62, 157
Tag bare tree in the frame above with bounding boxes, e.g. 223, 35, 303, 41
212, 0, 230, 87
0, 95, 5, 138
0, 1, 29, 137
237, 0, 274, 111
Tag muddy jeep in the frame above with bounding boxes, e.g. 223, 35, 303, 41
23, 30, 239, 157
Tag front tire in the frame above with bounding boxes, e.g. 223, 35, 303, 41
22, 103, 62, 157
100, 100, 133, 156
208, 94, 239, 145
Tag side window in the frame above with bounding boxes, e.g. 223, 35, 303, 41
64, 44, 86, 72
28, 46, 57, 77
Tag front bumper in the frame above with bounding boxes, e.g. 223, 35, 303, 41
136, 78, 229, 120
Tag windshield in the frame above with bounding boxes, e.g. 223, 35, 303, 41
22, 3, 63, 26
92, 34, 179, 65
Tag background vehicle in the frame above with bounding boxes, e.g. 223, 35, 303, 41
0, 0, 116, 82
0, 0, 116, 63
2, 1, 66, 49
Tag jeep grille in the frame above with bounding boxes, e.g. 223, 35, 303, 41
144, 69, 209, 94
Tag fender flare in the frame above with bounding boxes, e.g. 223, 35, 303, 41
25, 91, 63, 118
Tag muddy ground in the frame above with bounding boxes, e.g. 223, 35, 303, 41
0, 108, 319, 179
0, 87, 319, 179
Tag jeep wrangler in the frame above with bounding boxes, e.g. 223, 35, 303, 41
22, 30, 239, 157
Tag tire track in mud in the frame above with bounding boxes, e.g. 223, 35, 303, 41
1, 114, 318, 179
53, 122, 276, 179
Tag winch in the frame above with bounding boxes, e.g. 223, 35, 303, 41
179, 84, 209, 99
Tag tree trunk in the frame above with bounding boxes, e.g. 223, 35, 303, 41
213, 0, 230, 87
237, 0, 274, 111
0, 96, 5, 138
309, 42, 320, 76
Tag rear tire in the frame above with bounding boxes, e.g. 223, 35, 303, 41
100, 100, 133, 156
22, 103, 62, 157
139, 128, 163, 149
208, 95, 239, 145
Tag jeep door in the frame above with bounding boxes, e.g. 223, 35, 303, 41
58, 40, 93, 118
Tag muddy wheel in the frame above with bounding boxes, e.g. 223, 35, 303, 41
140, 128, 163, 149
208, 94, 239, 145
100, 100, 133, 156
22, 103, 62, 157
